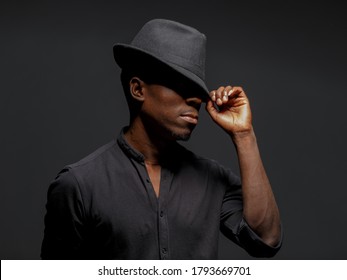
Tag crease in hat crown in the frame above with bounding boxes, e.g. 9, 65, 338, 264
113, 18, 209, 96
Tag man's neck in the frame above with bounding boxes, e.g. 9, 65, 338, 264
124, 120, 173, 165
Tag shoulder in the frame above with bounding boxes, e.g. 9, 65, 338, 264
175, 144, 240, 185
50, 139, 120, 191
46, 167, 83, 209
68, 139, 118, 169
62, 139, 122, 179
176, 143, 228, 170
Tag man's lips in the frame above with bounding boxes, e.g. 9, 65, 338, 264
180, 112, 199, 124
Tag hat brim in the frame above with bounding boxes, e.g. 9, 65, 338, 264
113, 43, 209, 100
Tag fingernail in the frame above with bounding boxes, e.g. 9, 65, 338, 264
228, 89, 233, 96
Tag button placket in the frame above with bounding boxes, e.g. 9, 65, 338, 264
158, 168, 171, 260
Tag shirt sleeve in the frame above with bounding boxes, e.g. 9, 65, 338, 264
219, 170, 283, 258
41, 167, 87, 259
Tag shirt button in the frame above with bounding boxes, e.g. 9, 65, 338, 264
146, 178, 150, 183
162, 248, 167, 254
160, 211, 164, 217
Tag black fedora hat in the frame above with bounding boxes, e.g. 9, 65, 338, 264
113, 18, 209, 98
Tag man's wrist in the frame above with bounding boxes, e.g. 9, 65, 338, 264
229, 126, 256, 147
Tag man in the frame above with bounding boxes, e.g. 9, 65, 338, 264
41, 18, 282, 259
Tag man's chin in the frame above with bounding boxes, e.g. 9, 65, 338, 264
162, 125, 195, 142
171, 130, 193, 141
175, 134, 191, 141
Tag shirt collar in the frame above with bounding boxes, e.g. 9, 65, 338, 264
116, 126, 189, 166
117, 127, 146, 163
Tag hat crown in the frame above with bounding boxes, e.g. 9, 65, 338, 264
130, 19, 206, 80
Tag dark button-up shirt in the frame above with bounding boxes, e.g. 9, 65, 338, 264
41, 128, 282, 259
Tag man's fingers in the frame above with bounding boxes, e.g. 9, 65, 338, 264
210, 86, 227, 105
209, 85, 244, 106
213, 86, 225, 106
210, 90, 216, 102
205, 99, 218, 121
224, 86, 245, 104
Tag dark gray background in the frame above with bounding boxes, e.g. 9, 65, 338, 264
1, 0, 346, 259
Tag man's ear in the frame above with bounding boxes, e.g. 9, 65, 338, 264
129, 77, 146, 102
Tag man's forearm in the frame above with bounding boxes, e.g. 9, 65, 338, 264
232, 127, 281, 247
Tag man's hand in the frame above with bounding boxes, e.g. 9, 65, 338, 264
206, 86, 252, 136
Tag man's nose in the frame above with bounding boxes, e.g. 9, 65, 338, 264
186, 96, 202, 110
